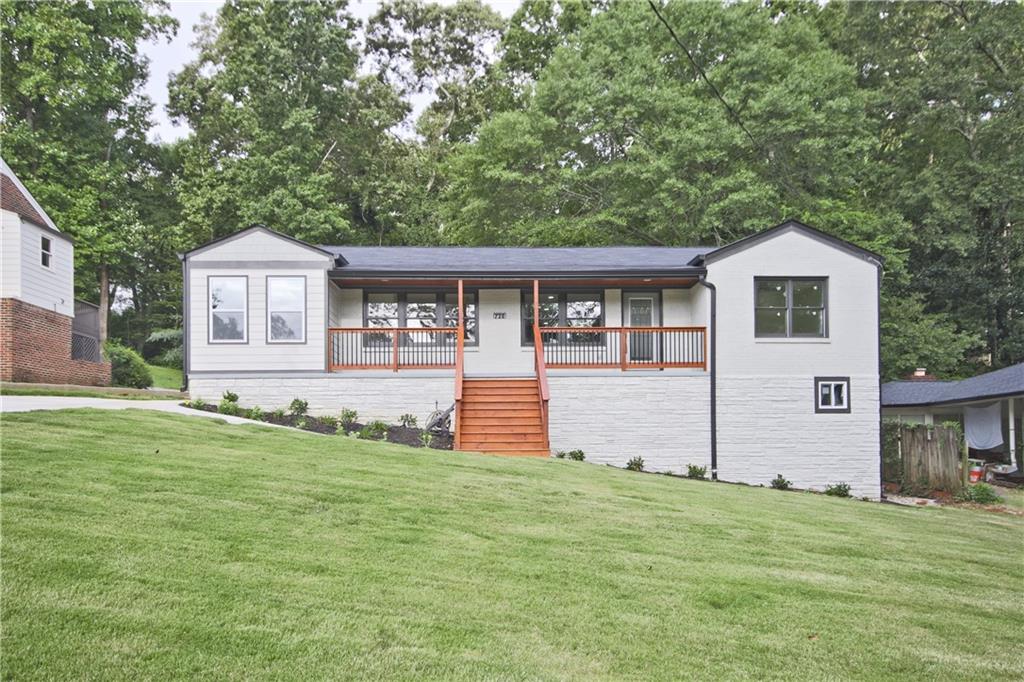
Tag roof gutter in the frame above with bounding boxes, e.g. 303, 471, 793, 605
328, 268, 708, 280
697, 274, 717, 480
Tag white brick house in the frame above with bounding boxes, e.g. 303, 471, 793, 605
181, 220, 882, 497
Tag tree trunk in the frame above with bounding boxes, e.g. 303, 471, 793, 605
98, 265, 110, 343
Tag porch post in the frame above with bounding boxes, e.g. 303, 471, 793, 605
1009, 397, 1017, 471
532, 279, 539, 334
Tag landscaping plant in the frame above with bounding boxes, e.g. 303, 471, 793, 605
103, 341, 153, 389
955, 483, 1002, 505
340, 408, 358, 429
770, 474, 792, 491
288, 398, 309, 417
824, 483, 852, 498
222, 390, 239, 403
566, 449, 585, 461
399, 413, 418, 428
218, 399, 242, 417
686, 464, 708, 480
625, 456, 644, 472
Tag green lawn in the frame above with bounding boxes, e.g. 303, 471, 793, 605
0, 383, 181, 400
3, 411, 1022, 680
146, 363, 183, 390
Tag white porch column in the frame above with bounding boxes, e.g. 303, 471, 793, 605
1009, 397, 1017, 470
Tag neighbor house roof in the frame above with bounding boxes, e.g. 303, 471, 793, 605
882, 362, 1024, 408
322, 245, 712, 278
0, 156, 68, 240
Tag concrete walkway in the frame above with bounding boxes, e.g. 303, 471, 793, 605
0, 395, 283, 428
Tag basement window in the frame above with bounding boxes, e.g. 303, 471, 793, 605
815, 377, 850, 413
40, 236, 52, 268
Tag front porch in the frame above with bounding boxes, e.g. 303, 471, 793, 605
326, 278, 709, 374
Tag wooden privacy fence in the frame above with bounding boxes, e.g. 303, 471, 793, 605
885, 423, 963, 493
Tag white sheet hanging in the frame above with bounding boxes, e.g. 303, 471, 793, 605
964, 402, 1003, 450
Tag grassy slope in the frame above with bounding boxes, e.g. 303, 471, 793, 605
146, 363, 183, 390
0, 384, 181, 400
2, 411, 1022, 681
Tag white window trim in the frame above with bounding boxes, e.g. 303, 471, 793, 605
266, 275, 306, 344
209, 276, 248, 344
40, 236, 52, 269
815, 376, 851, 414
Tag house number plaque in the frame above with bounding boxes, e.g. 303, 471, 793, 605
493, 312, 507, 319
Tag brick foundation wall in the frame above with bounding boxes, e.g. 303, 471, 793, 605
0, 298, 111, 386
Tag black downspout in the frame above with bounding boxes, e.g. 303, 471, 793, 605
698, 275, 717, 480
179, 254, 189, 392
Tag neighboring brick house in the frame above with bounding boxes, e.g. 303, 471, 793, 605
0, 157, 110, 386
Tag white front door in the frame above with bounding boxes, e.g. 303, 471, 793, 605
624, 294, 658, 362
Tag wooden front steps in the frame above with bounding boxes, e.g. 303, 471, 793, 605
457, 378, 549, 456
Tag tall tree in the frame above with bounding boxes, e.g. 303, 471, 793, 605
821, 0, 1023, 371
169, 0, 406, 245
1, 0, 176, 341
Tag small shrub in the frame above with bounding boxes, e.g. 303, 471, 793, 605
399, 413, 418, 428
340, 408, 358, 428
270, 408, 286, 420
770, 474, 792, 491
554, 451, 566, 459
222, 390, 239, 403
686, 464, 708, 480
955, 483, 1002, 505
625, 456, 644, 472
246, 406, 264, 421
103, 341, 153, 389
288, 398, 309, 416
319, 415, 338, 429
190, 398, 206, 410
566, 449, 585, 461
358, 420, 389, 440
824, 483, 851, 498
419, 432, 432, 448
295, 417, 308, 430
218, 398, 242, 416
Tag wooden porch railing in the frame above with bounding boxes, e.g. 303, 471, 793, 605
328, 327, 459, 371
539, 326, 706, 370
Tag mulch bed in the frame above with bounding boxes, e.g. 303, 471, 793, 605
182, 403, 453, 450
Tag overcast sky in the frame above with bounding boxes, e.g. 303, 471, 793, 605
141, 0, 521, 142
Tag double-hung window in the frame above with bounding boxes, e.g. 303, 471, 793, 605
522, 291, 604, 345
40, 236, 52, 268
209, 276, 247, 342
754, 278, 827, 337
267, 276, 306, 343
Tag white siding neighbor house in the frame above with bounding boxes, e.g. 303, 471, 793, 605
182, 220, 883, 497
0, 157, 110, 385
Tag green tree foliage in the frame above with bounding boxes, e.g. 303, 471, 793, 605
1, 0, 1019, 377
168, 0, 407, 245
821, 0, 1023, 371
0, 0, 176, 340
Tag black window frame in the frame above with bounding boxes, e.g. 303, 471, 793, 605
754, 277, 828, 338
362, 289, 478, 346
40, 235, 52, 268
520, 290, 606, 346
814, 376, 851, 414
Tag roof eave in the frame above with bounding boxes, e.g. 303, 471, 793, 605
328, 267, 707, 280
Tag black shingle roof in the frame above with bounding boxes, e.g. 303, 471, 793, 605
322, 246, 712, 276
882, 363, 1024, 407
